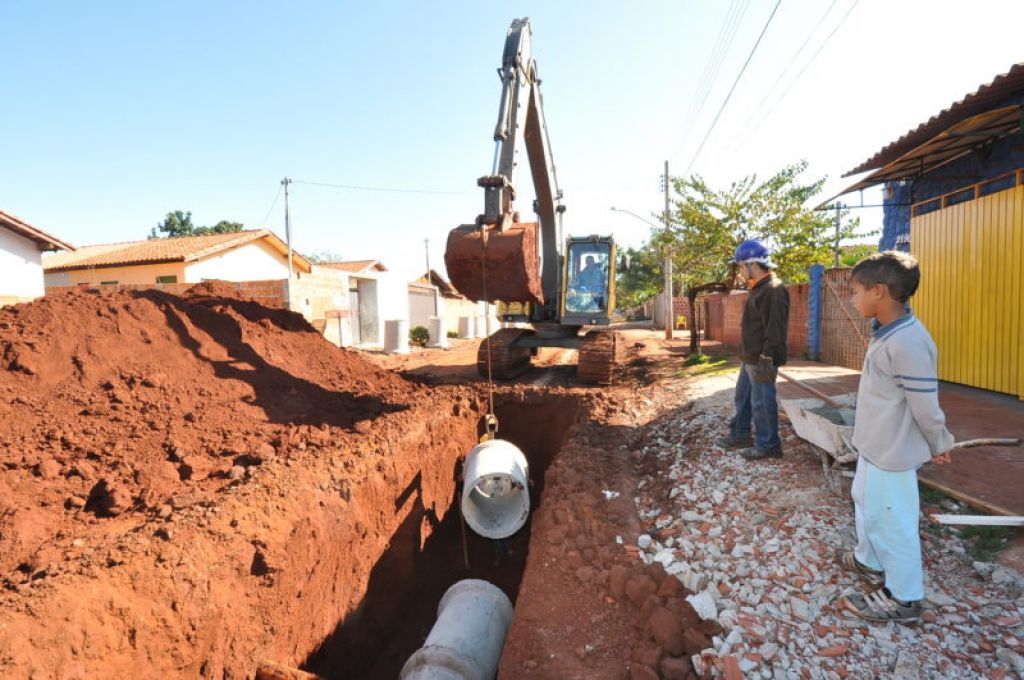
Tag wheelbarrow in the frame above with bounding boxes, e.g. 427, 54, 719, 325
777, 372, 1022, 496
780, 391, 857, 495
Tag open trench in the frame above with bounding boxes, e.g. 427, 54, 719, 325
299, 391, 583, 679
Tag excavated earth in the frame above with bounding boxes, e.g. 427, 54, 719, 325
0, 287, 707, 680
8, 290, 1020, 679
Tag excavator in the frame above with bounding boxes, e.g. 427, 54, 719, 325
444, 17, 626, 385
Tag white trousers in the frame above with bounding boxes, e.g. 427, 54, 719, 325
851, 455, 924, 601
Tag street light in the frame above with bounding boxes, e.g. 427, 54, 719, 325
609, 206, 673, 339
610, 206, 660, 229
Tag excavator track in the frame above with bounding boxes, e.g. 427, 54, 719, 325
577, 330, 626, 385
477, 328, 535, 380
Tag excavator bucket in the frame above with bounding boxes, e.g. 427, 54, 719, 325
444, 222, 544, 304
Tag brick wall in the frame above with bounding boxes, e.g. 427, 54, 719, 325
700, 284, 809, 358
820, 268, 871, 370
788, 283, 809, 357
703, 293, 725, 341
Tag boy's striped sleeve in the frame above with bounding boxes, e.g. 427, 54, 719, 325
890, 337, 955, 456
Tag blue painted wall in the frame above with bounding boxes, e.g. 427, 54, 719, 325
880, 92, 1024, 251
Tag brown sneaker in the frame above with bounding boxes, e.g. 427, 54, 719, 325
837, 550, 885, 587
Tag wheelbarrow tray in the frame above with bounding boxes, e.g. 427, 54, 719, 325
780, 392, 858, 463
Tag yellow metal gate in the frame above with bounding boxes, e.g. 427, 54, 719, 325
911, 176, 1024, 399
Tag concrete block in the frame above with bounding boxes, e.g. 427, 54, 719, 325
458, 316, 475, 339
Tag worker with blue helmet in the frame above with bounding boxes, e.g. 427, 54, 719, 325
717, 238, 790, 460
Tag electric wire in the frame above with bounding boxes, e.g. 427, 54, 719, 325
687, 0, 748, 125
730, 0, 840, 144
256, 184, 283, 228
293, 179, 476, 196
672, 0, 750, 159
743, 0, 861, 140
684, 0, 785, 176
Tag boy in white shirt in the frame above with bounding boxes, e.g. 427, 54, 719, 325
838, 251, 954, 623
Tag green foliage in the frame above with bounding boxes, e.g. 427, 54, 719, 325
409, 325, 430, 346
685, 352, 711, 366
960, 525, 1014, 563
615, 245, 663, 309
447, 330, 459, 338
149, 210, 244, 239
667, 160, 859, 285
306, 249, 345, 264
839, 242, 879, 268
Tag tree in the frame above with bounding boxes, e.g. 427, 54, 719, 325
149, 211, 244, 239
305, 249, 345, 265
615, 245, 662, 312
666, 160, 858, 352
839, 242, 878, 267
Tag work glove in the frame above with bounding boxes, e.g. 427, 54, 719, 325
753, 354, 775, 383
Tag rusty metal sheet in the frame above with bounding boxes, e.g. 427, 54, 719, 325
444, 222, 543, 304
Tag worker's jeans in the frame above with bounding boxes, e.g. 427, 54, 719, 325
728, 363, 781, 451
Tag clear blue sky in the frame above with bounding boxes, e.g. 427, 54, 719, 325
4, 1, 1022, 280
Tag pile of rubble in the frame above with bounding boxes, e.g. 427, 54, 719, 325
630, 402, 1024, 679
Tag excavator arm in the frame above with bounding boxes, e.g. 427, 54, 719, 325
445, 18, 565, 315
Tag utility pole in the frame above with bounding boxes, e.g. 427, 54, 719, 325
663, 160, 673, 340
282, 177, 294, 310
833, 202, 841, 267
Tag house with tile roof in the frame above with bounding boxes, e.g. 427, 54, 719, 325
1, 209, 75, 306
43, 229, 311, 287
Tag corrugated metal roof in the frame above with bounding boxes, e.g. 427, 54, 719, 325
844, 62, 1024, 177
43, 229, 311, 273
0, 210, 75, 251
821, 104, 1022, 206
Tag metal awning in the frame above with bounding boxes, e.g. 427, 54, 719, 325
819, 104, 1022, 207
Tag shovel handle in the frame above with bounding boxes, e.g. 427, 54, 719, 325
777, 369, 845, 409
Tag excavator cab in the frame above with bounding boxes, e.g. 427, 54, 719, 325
562, 236, 615, 325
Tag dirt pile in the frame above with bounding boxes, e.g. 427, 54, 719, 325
0, 285, 415, 584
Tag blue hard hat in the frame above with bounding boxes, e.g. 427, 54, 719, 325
732, 238, 776, 268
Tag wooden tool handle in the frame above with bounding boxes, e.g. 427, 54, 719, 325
951, 437, 1022, 449
777, 369, 845, 409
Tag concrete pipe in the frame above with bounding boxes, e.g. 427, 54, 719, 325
399, 579, 514, 680
427, 316, 449, 348
384, 319, 410, 354
461, 439, 530, 540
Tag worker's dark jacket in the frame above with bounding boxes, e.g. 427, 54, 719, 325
739, 274, 790, 366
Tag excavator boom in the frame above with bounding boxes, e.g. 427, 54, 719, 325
444, 18, 564, 313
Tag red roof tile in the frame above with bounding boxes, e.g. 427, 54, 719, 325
43, 230, 310, 273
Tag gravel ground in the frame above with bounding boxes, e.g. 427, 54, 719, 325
628, 390, 1024, 679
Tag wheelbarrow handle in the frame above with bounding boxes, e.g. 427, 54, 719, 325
951, 437, 1022, 449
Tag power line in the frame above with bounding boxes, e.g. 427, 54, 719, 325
672, 0, 750, 158
731, 0, 840, 143
256, 184, 283, 228
293, 178, 476, 196
743, 0, 861, 139
684, 0, 784, 176
687, 0, 749, 124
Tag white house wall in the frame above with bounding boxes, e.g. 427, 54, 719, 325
184, 240, 290, 283
0, 227, 45, 302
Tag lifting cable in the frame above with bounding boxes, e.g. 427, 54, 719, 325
479, 225, 498, 440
